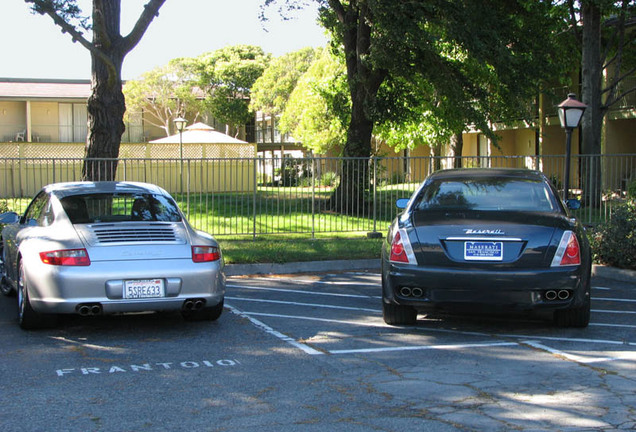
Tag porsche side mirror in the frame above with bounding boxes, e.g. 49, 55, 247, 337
0, 212, 20, 224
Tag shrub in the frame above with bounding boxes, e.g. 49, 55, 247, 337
590, 199, 636, 270
0, 200, 8, 214
319, 171, 339, 187
628, 178, 636, 200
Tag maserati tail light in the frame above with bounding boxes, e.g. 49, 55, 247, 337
40, 249, 91, 266
551, 231, 581, 267
389, 229, 417, 265
192, 246, 221, 263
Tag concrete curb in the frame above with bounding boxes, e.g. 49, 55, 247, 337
227, 260, 635, 283
592, 264, 636, 284
225, 259, 381, 276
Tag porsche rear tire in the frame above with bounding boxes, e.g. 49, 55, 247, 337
182, 299, 224, 322
0, 248, 15, 297
17, 261, 56, 330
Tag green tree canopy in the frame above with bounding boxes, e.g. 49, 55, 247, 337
266, 0, 568, 157
278, 48, 348, 154
194, 45, 271, 136
123, 58, 204, 137
251, 47, 320, 116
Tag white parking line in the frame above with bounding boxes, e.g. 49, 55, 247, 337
592, 297, 636, 303
330, 341, 519, 355
590, 322, 636, 329
523, 340, 622, 364
245, 312, 387, 328
227, 284, 381, 299
225, 304, 323, 355
592, 286, 612, 291
226, 296, 379, 313
242, 311, 636, 347
247, 276, 380, 286
234, 309, 636, 360
592, 309, 636, 314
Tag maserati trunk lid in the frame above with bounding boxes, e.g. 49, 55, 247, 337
410, 210, 570, 268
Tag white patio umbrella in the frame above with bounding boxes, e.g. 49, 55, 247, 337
150, 122, 247, 144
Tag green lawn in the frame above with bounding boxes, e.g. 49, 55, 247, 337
219, 235, 383, 264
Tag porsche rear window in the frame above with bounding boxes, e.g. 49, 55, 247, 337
61, 193, 182, 224
414, 178, 559, 212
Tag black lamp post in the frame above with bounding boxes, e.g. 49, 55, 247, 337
557, 93, 587, 201
173, 117, 187, 194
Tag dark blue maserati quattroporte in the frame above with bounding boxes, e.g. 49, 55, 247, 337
381, 168, 591, 327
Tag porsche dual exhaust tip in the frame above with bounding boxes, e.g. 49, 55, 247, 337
183, 299, 206, 311
76, 303, 103, 316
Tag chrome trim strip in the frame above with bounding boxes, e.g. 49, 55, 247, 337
445, 237, 523, 242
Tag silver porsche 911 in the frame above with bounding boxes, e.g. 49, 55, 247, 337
0, 181, 225, 329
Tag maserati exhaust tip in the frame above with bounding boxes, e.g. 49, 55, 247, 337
400, 287, 412, 297
545, 290, 558, 301
558, 290, 571, 300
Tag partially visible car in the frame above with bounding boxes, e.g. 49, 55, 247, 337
0, 181, 225, 329
381, 168, 591, 327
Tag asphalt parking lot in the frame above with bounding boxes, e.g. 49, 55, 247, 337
0, 267, 634, 431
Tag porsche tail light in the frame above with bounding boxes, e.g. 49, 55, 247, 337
40, 249, 91, 266
192, 246, 221, 263
551, 231, 581, 267
389, 229, 417, 265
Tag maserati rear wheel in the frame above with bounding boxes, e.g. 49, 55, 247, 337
383, 301, 417, 325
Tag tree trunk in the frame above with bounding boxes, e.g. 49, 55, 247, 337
82, 55, 126, 181
449, 133, 464, 168
327, 1, 386, 214
81, 1, 126, 181
330, 92, 375, 213
580, 1, 603, 207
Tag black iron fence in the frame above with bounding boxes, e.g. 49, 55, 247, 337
1, 154, 634, 236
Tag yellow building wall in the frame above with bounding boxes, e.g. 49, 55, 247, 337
0, 101, 26, 141
606, 119, 636, 154
30, 102, 60, 142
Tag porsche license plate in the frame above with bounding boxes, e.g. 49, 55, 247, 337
124, 279, 165, 299
464, 241, 503, 261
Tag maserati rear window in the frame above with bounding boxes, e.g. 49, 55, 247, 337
414, 178, 559, 212
61, 193, 182, 224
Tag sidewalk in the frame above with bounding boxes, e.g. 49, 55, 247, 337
226, 260, 636, 284
225, 259, 380, 276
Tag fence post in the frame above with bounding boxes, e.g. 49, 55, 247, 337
373, 156, 377, 233
367, 156, 382, 239
253, 156, 257, 240
311, 155, 316, 239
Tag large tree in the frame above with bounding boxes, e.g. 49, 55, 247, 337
26, 0, 166, 180
265, 0, 566, 212
569, 0, 636, 206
